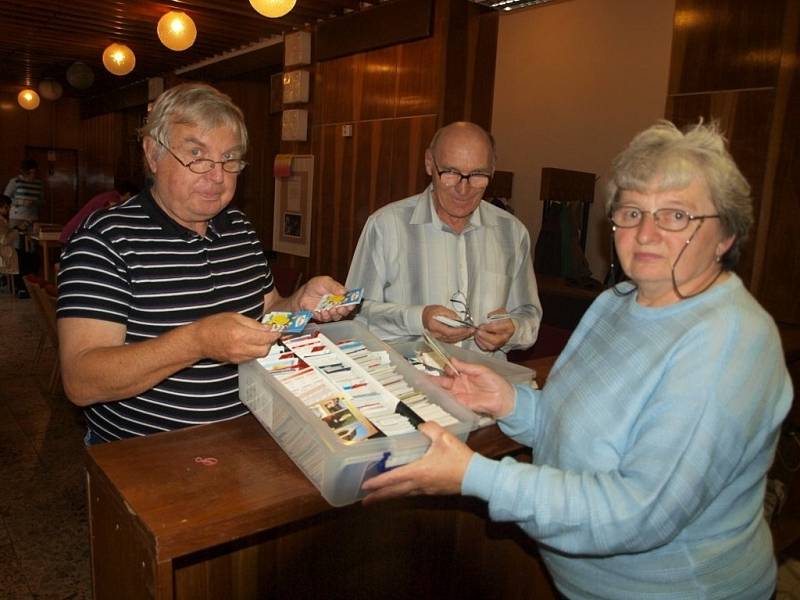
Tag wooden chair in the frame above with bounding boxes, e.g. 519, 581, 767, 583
23, 275, 48, 366
23, 274, 61, 395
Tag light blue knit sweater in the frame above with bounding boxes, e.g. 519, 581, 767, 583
463, 274, 792, 599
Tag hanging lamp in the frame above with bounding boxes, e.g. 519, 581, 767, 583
157, 11, 197, 51
17, 88, 40, 110
102, 43, 136, 76
249, 0, 297, 18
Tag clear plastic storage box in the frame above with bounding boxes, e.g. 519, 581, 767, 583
238, 321, 480, 507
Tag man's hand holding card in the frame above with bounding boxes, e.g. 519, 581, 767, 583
293, 277, 360, 322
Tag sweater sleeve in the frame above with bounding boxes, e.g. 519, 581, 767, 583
463, 310, 792, 556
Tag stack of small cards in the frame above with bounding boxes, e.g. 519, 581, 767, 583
258, 330, 459, 444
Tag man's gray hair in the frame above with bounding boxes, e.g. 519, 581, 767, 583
142, 83, 248, 158
606, 119, 753, 270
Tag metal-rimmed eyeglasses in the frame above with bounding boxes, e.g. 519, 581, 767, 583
610, 205, 720, 232
449, 291, 475, 327
157, 139, 248, 174
432, 157, 491, 189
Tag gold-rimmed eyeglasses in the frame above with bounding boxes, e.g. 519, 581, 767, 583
157, 139, 248, 174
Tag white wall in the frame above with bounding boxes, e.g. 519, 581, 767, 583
492, 0, 675, 280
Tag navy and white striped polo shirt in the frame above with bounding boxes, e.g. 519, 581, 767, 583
57, 188, 274, 441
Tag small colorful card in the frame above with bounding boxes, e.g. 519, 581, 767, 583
261, 310, 313, 333
314, 287, 364, 311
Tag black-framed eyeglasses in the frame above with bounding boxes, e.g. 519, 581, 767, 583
157, 139, 248, 174
432, 157, 491, 189
610, 205, 720, 232
449, 291, 475, 327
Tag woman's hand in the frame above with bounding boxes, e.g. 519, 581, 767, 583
432, 357, 516, 419
361, 422, 474, 504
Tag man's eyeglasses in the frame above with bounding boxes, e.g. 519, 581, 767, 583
157, 139, 248, 175
432, 157, 491, 189
449, 291, 475, 327
610, 206, 720, 232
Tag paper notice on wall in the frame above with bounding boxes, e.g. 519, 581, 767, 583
273, 154, 314, 258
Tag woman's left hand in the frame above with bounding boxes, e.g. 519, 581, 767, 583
295, 276, 356, 321
361, 422, 474, 504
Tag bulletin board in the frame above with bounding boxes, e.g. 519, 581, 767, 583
272, 154, 314, 257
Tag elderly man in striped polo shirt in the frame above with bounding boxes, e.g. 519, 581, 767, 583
57, 83, 353, 444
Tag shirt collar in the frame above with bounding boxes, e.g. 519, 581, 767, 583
410, 184, 497, 232
139, 186, 234, 239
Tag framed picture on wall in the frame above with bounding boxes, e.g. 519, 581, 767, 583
273, 155, 314, 257
283, 212, 302, 238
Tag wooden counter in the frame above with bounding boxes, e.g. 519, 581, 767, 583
87, 355, 558, 599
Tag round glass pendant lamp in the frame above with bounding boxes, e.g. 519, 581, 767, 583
249, 0, 297, 18
157, 11, 197, 51
17, 88, 40, 110
38, 79, 64, 101
66, 62, 95, 89
102, 43, 136, 76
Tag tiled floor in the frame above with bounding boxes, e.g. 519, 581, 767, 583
0, 289, 797, 599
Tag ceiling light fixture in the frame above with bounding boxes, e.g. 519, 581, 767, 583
102, 43, 136, 76
66, 62, 95, 90
157, 11, 197, 51
38, 79, 64, 101
18, 88, 40, 110
250, 0, 297, 19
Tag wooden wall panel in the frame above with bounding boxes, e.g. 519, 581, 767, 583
279, 0, 496, 284
756, 24, 800, 323
669, 0, 784, 94
665, 89, 777, 284
315, 53, 362, 124
0, 88, 81, 217
667, 0, 800, 325
390, 115, 439, 202
352, 119, 395, 231
396, 36, 442, 118
359, 46, 401, 122
216, 79, 277, 247
80, 112, 123, 202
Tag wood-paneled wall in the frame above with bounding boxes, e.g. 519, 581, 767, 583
666, 0, 800, 324
274, 0, 498, 284
0, 90, 82, 219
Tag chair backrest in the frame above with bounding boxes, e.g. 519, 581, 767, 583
270, 264, 304, 297
539, 167, 596, 252
24, 274, 58, 348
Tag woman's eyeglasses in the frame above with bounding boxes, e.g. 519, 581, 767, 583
610, 205, 720, 232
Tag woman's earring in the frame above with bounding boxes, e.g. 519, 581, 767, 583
715, 254, 721, 263
612, 226, 617, 232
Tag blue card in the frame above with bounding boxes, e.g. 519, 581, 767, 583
261, 310, 313, 333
